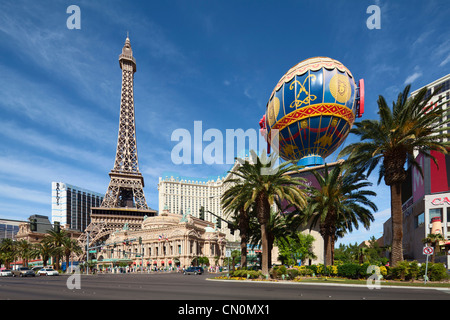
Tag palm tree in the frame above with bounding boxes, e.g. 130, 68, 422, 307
422, 233, 445, 263
305, 162, 377, 267
248, 209, 292, 267
33, 241, 53, 267
62, 236, 83, 273
222, 183, 254, 269
43, 230, 67, 270
223, 150, 308, 275
339, 84, 450, 266
0, 238, 17, 269
16, 239, 35, 267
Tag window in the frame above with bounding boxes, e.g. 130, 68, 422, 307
415, 212, 424, 228
429, 208, 443, 223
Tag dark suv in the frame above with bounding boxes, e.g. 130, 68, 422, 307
183, 267, 204, 275
12, 267, 36, 277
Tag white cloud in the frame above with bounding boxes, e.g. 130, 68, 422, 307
0, 64, 115, 147
0, 183, 49, 206
439, 54, 450, 67
404, 71, 422, 85
0, 155, 107, 194
0, 120, 111, 170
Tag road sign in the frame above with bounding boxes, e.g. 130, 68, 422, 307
423, 246, 434, 255
225, 250, 231, 258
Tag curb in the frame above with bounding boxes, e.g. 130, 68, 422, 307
206, 278, 450, 291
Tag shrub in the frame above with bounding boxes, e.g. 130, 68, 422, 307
270, 266, 279, 279
408, 261, 420, 280
293, 266, 313, 276
307, 264, 318, 276
392, 261, 410, 280
424, 262, 449, 282
269, 265, 288, 279
337, 263, 360, 279
379, 266, 387, 277
278, 265, 287, 277
286, 268, 299, 279
230, 269, 262, 279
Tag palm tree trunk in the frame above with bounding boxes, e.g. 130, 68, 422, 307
240, 233, 247, 269
260, 222, 269, 276
391, 183, 403, 266
323, 234, 333, 267
239, 208, 248, 269
256, 193, 271, 276
331, 235, 336, 263
268, 233, 274, 268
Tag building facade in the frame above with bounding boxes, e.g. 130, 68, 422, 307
0, 218, 22, 240
384, 74, 450, 266
93, 208, 227, 270
158, 174, 225, 221
158, 172, 240, 242
52, 182, 104, 232
411, 73, 450, 141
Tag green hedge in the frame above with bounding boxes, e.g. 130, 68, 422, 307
230, 269, 263, 279
387, 261, 448, 281
235, 261, 448, 282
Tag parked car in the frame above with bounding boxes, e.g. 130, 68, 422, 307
183, 267, 204, 275
37, 268, 59, 276
0, 269, 12, 277
32, 266, 43, 273
12, 267, 35, 277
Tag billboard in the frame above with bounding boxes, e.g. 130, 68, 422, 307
408, 150, 450, 206
429, 150, 450, 194
412, 153, 425, 202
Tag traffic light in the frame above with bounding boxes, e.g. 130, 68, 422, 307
199, 206, 205, 220
30, 218, 37, 232
228, 222, 234, 235
54, 221, 61, 233
216, 217, 221, 229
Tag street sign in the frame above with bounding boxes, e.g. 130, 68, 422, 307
225, 250, 231, 258
423, 246, 434, 284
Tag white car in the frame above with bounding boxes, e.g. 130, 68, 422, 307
0, 269, 12, 277
38, 268, 59, 276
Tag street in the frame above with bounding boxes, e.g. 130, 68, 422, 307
1, 272, 449, 301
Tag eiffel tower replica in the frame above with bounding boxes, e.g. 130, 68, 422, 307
78, 36, 156, 253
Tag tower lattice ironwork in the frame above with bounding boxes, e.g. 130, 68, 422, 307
101, 36, 148, 210
77, 37, 156, 259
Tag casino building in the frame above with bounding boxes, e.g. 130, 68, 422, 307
95, 207, 227, 270
384, 73, 450, 267
52, 182, 104, 232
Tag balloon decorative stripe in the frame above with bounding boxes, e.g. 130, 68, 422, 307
271, 103, 355, 132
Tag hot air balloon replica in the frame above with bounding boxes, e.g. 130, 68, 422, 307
260, 57, 364, 166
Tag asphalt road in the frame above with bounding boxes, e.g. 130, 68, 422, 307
1, 272, 449, 301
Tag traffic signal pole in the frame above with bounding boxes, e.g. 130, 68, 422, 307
205, 209, 235, 234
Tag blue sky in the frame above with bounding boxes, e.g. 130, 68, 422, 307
0, 0, 449, 246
